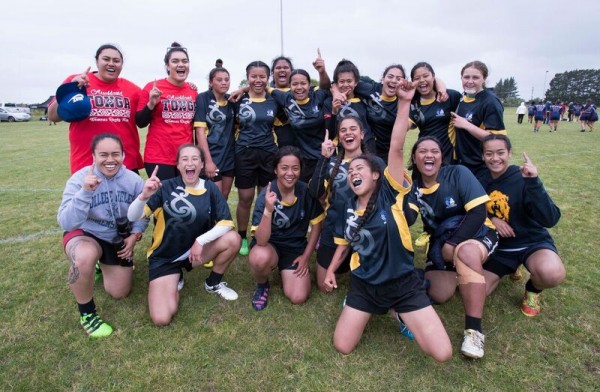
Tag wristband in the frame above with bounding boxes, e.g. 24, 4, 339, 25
263, 210, 273, 218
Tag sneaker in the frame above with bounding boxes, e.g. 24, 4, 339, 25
202, 261, 214, 269
520, 291, 542, 317
509, 266, 523, 281
461, 329, 485, 359
396, 313, 415, 340
94, 262, 102, 282
80, 312, 113, 338
251, 285, 269, 310
205, 281, 238, 301
177, 274, 185, 291
239, 238, 249, 256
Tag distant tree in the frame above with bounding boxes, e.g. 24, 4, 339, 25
310, 78, 318, 87
494, 77, 520, 105
239, 79, 248, 88
546, 69, 600, 103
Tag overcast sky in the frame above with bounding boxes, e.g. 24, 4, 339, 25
1, 0, 598, 104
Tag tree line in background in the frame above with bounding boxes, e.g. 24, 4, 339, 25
545, 69, 599, 103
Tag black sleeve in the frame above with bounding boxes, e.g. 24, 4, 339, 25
446, 203, 486, 245
135, 105, 153, 128
308, 155, 330, 199
523, 177, 561, 228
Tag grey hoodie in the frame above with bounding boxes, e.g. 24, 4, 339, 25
57, 165, 148, 243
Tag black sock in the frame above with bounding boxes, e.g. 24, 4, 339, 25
78, 299, 96, 316
257, 280, 270, 289
206, 271, 224, 287
525, 279, 542, 294
465, 315, 482, 333
239, 230, 247, 239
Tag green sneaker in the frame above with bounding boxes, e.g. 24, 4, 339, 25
94, 262, 102, 282
80, 312, 113, 338
239, 238, 249, 256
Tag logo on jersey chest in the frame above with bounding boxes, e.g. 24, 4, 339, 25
445, 197, 457, 209
436, 108, 445, 117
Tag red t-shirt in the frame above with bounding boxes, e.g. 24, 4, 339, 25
61, 72, 143, 173
138, 79, 197, 165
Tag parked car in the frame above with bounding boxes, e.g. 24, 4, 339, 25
0, 108, 31, 122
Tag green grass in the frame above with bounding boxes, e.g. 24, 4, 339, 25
0, 113, 598, 391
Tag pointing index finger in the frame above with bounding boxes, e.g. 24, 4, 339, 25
151, 165, 159, 178
83, 66, 91, 76
324, 128, 329, 142
153, 78, 157, 89
522, 152, 531, 163
317, 48, 322, 59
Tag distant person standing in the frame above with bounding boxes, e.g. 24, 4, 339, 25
48, 44, 144, 174
548, 100, 562, 132
532, 101, 546, 133
516, 102, 526, 124
567, 102, 575, 122
527, 102, 535, 123
580, 99, 597, 132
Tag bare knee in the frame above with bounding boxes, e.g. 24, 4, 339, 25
105, 285, 131, 299
430, 345, 453, 363
287, 291, 309, 305
333, 337, 355, 355
151, 313, 173, 327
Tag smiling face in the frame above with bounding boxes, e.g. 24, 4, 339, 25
338, 117, 364, 154
348, 157, 380, 199
381, 67, 404, 97
412, 66, 435, 99
461, 66, 485, 95
177, 146, 204, 186
483, 138, 511, 178
275, 154, 301, 191
210, 70, 230, 96
337, 71, 357, 97
291, 73, 310, 101
247, 66, 269, 96
166, 51, 189, 85
412, 139, 443, 181
96, 48, 123, 83
93, 138, 123, 178
273, 59, 292, 88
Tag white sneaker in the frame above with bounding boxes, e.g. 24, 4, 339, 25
177, 275, 185, 291
205, 281, 238, 301
461, 329, 485, 359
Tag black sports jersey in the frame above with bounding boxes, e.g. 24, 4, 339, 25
144, 178, 234, 268
310, 154, 386, 249
251, 180, 325, 250
454, 89, 506, 173
271, 88, 331, 160
235, 94, 279, 154
354, 81, 398, 162
328, 97, 375, 146
478, 165, 560, 250
333, 169, 414, 285
194, 90, 236, 172
409, 89, 461, 164
407, 165, 491, 233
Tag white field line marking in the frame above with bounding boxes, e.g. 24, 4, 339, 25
0, 229, 62, 245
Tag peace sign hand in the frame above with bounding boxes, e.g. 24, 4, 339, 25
83, 161, 101, 192
520, 152, 538, 178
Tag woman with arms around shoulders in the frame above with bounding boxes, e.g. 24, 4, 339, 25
407, 133, 499, 359
58, 133, 147, 338
49, 44, 144, 174
127, 144, 240, 326
451, 60, 506, 177
194, 66, 236, 200
248, 146, 325, 311
136, 42, 198, 180
323, 80, 452, 362
478, 134, 565, 317
409, 62, 461, 165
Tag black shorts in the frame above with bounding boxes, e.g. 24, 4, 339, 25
234, 147, 275, 189
317, 244, 350, 274
484, 242, 557, 278
148, 261, 185, 281
62, 229, 133, 267
345, 271, 432, 315
250, 239, 304, 271
145, 162, 179, 181
425, 229, 498, 271
202, 168, 235, 183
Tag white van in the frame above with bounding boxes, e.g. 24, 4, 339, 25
0, 103, 31, 114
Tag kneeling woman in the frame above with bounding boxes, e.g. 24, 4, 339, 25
324, 80, 451, 362
128, 144, 241, 326
407, 136, 498, 359
479, 134, 565, 317
248, 146, 325, 310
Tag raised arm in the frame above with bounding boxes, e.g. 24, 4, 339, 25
387, 80, 416, 183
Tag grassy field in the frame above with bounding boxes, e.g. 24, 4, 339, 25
0, 112, 598, 391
